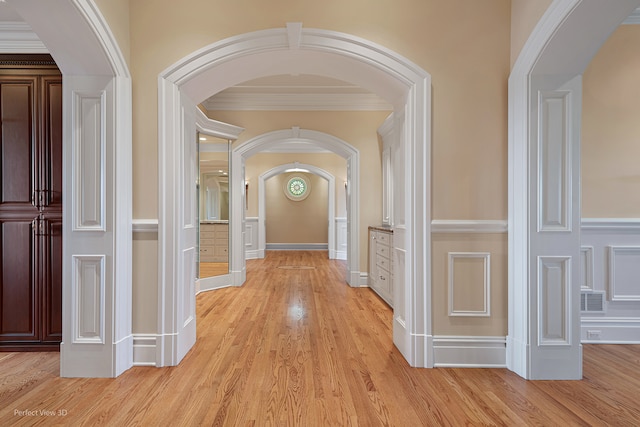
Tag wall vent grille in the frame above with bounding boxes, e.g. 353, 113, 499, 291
581, 291, 605, 313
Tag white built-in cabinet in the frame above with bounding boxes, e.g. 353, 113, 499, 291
200, 222, 229, 262
369, 227, 394, 306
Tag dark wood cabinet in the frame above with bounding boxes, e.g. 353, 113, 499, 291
0, 56, 62, 351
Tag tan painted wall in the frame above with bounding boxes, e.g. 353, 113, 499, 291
94, 0, 130, 65
266, 173, 328, 244
510, 0, 553, 68
582, 24, 640, 218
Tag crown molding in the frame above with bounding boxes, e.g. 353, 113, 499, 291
623, 8, 640, 24
0, 21, 48, 53
202, 93, 393, 111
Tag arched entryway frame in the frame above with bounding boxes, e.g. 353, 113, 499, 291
258, 162, 337, 260
235, 129, 355, 278
7, 0, 132, 377
508, 0, 640, 379
158, 23, 432, 368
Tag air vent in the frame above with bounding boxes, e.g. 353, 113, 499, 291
581, 291, 605, 313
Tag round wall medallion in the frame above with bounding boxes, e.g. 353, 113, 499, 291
284, 175, 311, 201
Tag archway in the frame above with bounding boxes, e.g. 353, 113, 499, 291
7, 0, 132, 377
235, 129, 356, 280
508, 0, 640, 379
258, 162, 338, 261
158, 23, 432, 368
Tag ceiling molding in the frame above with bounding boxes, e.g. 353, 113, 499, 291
0, 21, 48, 53
201, 93, 393, 111
623, 8, 640, 24
196, 108, 244, 140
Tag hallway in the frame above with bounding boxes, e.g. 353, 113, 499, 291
1, 251, 639, 425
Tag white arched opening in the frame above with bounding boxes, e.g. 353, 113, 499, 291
158, 23, 432, 368
236, 129, 354, 274
258, 163, 337, 260
6, 0, 133, 377
508, 0, 640, 379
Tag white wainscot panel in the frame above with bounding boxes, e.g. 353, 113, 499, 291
183, 247, 196, 326
538, 256, 571, 346
73, 91, 106, 231
335, 217, 347, 260
448, 252, 491, 317
608, 246, 640, 302
245, 217, 259, 259
72, 255, 105, 344
538, 91, 571, 232
580, 246, 594, 290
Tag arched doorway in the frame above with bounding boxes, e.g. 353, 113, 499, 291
235, 129, 357, 280
258, 162, 338, 261
7, 0, 133, 377
158, 23, 432, 368
508, 0, 640, 379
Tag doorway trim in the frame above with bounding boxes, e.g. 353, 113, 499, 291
158, 23, 432, 367
508, 0, 640, 379
258, 163, 337, 259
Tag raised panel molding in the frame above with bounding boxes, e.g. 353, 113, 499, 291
580, 246, 594, 290
448, 252, 491, 317
608, 246, 640, 302
538, 90, 571, 232
73, 91, 106, 231
538, 256, 571, 346
72, 255, 105, 344
336, 217, 347, 260
182, 247, 196, 326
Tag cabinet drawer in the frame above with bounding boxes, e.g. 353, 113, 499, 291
377, 231, 391, 245
376, 255, 391, 272
376, 244, 390, 258
200, 231, 216, 239
377, 266, 391, 293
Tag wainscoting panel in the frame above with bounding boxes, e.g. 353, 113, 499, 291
73, 91, 105, 231
581, 219, 640, 343
335, 217, 347, 260
245, 217, 259, 259
448, 252, 491, 317
537, 256, 571, 346
72, 255, 105, 344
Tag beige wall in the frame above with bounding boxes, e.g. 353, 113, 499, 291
95, 0, 130, 65
266, 173, 328, 244
107, 0, 512, 336
582, 24, 640, 218
510, 0, 553, 68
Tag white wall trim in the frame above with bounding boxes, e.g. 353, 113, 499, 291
431, 220, 507, 234
195, 108, 244, 140
132, 219, 159, 233
448, 252, 491, 317
133, 334, 158, 366
433, 336, 507, 368
202, 92, 392, 111
582, 218, 640, 232
197, 274, 232, 293
581, 317, 640, 343
266, 243, 328, 251
0, 21, 48, 53
608, 246, 640, 302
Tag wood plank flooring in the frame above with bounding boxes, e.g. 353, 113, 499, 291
199, 261, 229, 278
1, 251, 640, 426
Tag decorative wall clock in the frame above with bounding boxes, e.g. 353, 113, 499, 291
284, 174, 311, 201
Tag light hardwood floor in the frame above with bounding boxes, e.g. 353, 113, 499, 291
1, 251, 640, 426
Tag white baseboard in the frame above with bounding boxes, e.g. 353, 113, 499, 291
266, 243, 328, 251
433, 336, 507, 368
197, 274, 232, 293
245, 249, 261, 260
133, 334, 157, 367
581, 317, 640, 344
359, 273, 369, 287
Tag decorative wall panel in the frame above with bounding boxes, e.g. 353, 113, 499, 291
608, 246, 640, 301
448, 252, 491, 317
183, 247, 196, 326
538, 256, 571, 346
538, 91, 571, 232
72, 255, 105, 344
580, 246, 594, 290
73, 91, 105, 231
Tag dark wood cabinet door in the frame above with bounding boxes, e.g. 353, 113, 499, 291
0, 67, 62, 350
0, 220, 37, 342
